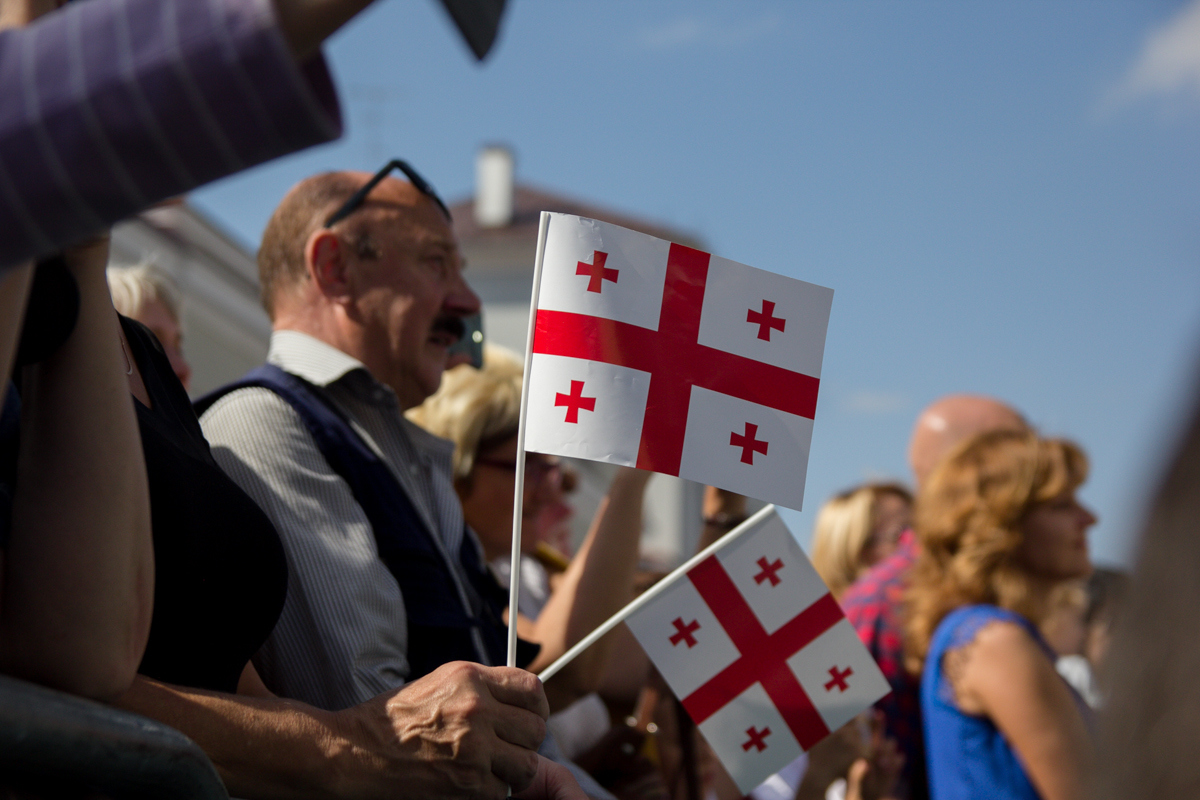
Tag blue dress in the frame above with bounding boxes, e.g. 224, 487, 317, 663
922, 605, 1076, 800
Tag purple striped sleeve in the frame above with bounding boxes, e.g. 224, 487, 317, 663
0, 0, 342, 272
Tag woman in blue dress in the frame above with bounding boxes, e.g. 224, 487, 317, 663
904, 429, 1095, 800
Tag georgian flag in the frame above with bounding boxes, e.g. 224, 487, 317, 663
524, 213, 833, 509
625, 510, 889, 794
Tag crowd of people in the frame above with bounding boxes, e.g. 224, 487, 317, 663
2, 1, 1200, 799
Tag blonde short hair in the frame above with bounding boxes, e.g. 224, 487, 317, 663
810, 482, 912, 598
407, 344, 524, 481
106, 262, 183, 322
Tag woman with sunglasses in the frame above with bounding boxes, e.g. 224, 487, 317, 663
410, 344, 651, 713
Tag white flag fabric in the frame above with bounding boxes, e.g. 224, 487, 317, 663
525, 213, 833, 510
625, 510, 889, 794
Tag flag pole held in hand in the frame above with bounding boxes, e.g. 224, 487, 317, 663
507, 212, 553, 667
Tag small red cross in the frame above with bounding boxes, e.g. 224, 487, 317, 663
754, 557, 784, 587
669, 617, 701, 648
824, 665, 853, 692
555, 380, 596, 423
576, 250, 619, 293
741, 726, 771, 752
746, 299, 786, 341
730, 422, 769, 465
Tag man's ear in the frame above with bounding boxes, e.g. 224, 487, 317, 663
306, 229, 352, 301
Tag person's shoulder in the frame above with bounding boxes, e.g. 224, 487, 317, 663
935, 605, 1038, 659
199, 382, 311, 456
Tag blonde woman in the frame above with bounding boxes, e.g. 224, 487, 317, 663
810, 483, 912, 599
409, 345, 650, 710
905, 430, 1095, 800
107, 262, 191, 391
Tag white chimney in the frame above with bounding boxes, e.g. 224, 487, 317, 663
474, 145, 514, 228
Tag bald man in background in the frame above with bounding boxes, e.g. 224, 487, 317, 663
840, 395, 1028, 800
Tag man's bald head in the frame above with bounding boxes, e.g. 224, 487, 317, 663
257, 170, 433, 319
908, 394, 1028, 487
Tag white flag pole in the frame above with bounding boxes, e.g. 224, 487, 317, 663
507, 212, 553, 667
538, 503, 776, 682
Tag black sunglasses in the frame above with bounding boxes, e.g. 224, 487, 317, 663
323, 160, 451, 228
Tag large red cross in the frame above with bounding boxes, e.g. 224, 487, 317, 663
730, 423, 769, 465
680, 554, 842, 751
535, 244, 821, 476
554, 380, 596, 424
576, 250, 619, 293
747, 300, 786, 341
670, 617, 701, 648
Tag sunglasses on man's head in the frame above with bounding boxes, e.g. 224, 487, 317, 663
323, 160, 451, 228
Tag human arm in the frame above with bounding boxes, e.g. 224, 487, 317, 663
522, 468, 652, 707
271, 0, 375, 58
0, 238, 153, 700
0, 0, 344, 273
949, 620, 1093, 800
697, 486, 748, 551
116, 660, 549, 800
0, 263, 33, 404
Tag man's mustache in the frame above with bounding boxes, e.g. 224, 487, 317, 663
432, 315, 465, 344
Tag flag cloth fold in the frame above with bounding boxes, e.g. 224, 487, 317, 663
525, 213, 833, 510
625, 509, 890, 794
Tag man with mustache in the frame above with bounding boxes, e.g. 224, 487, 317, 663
198, 166, 540, 730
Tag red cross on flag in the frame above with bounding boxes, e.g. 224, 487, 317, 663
625, 509, 889, 794
523, 213, 833, 509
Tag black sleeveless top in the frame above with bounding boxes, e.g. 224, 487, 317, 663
124, 317, 288, 693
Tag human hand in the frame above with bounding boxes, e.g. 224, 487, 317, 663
702, 486, 747, 520
334, 661, 549, 800
512, 755, 590, 800
843, 712, 904, 800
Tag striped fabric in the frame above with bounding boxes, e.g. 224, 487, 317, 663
0, 0, 340, 271
200, 331, 491, 712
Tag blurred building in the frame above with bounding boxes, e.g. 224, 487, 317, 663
451, 145, 706, 565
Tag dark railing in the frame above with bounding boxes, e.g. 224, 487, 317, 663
0, 674, 228, 799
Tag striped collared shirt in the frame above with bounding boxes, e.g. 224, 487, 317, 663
200, 330, 489, 711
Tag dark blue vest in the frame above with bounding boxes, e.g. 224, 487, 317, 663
196, 364, 537, 680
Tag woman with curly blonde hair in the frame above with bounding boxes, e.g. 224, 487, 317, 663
905, 429, 1095, 800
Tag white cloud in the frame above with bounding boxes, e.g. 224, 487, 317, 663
1104, 0, 1200, 112
842, 391, 909, 416
634, 12, 782, 52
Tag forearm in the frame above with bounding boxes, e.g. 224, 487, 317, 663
0, 262, 33, 397
271, 0, 375, 58
697, 487, 748, 551
116, 676, 346, 800
2, 249, 153, 699
119, 663, 552, 800
528, 469, 650, 692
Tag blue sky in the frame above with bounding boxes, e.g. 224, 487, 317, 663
193, 0, 1200, 566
